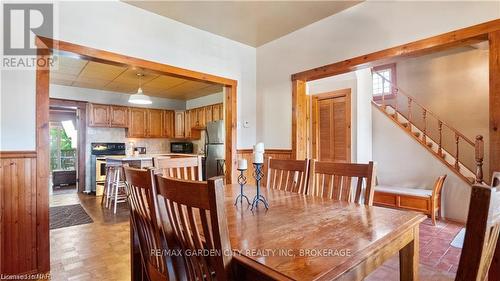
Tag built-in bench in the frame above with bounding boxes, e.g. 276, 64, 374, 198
373, 175, 447, 225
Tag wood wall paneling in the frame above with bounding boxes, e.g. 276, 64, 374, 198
236, 149, 293, 185
0, 153, 38, 274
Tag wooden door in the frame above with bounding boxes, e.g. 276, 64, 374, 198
110, 105, 128, 128
312, 89, 351, 162
128, 108, 147, 138
163, 110, 175, 138
175, 111, 185, 138
88, 103, 109, 127
147, 109, 163, 137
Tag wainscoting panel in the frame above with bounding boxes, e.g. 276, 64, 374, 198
236, 149, 293, 186
0, 152, 38, 274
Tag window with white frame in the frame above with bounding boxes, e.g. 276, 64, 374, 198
372, 64, 396, 97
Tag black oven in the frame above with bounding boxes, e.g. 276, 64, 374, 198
171, 142, 193, 154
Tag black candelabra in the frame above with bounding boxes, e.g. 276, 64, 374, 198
234, 169, 250, 206
251, 163, 269, 210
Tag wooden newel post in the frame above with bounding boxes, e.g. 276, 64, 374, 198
475, 135, 484, 183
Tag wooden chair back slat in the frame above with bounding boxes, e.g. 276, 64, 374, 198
123, 167, 170, 281
153, 156, 203, 181
456, 184, 500, 281
266, 158, 309, 194
308, 161, 376, 205
154, 175, 232, 281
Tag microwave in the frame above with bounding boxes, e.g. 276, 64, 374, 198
171, 142, 194, 154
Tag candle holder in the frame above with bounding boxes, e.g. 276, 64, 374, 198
234, 169, 251, 206
251, 163, 269, 210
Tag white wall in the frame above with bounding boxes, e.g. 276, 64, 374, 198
50, 84, 186, 110
256, 1, 499, 148
0, 1, 256, 150
373, 107, 470, 222
186, 92, 224, 109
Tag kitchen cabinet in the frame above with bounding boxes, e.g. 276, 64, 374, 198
110, 105, 128, 127
196, 107, 206, 128
88, 103, 129, 128
190, 109, 198, 128
147, 109, 163, 137
128, 108, 147, 138
212, 103, 223, 121
184, 110, 191, 138
88, 103, 109, 127
163, 110, 175, 138
205, 105, 213, 124
174, 111, 185, 139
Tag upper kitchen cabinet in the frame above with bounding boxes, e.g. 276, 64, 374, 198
212, 103, 223, 121
163, 110, 175, 138
174, 111, 186, 139
127, 108, 147, 138
109, 105, 128, 127
184, 110, 191, 138
88, 103, 129, 128
88, 103, 110, 127
205, 105, 213, 123
196, 107, 206, 128
147, 109, 163, 137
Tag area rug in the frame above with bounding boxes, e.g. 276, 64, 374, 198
50, 204, 93, 230
450, 228, 465, 249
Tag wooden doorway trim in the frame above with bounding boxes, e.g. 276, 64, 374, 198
291, 19, 500, 178
35, 37, 238, 273
49, 98, 87, 193
311, 89, 352, 162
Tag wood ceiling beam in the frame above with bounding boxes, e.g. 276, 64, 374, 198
292, 19, 500, 82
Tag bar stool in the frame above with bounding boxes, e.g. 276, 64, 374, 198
103, 165, 127, 214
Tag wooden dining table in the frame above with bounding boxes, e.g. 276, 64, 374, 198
131, 184, 427, 281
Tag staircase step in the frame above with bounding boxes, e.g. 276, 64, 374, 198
426, 142, 433, 148
438, 152, 446, 159
390, 113, 397, 119
413, 132, 421, 138
401, 122, 409, 128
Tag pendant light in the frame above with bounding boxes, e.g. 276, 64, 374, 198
128, 73, 152, 105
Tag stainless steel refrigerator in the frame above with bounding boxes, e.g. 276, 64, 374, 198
205, 120, 225, 179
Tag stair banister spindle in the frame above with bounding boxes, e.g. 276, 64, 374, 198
475, 135, 484, 183
407, 97, 412, 128
454, 133, 460, 170
394, 88, 399, 112
438, 121, 443, 155
422, 109, 427, 142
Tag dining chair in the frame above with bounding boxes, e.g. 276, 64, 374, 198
308, 161, 376, 205
153, 156, 203, 181
154, 175, 233, 281
425, 184, 500, 281
266, 157, 309, 194
430, 174, 447, 225
123, 166, 172, 281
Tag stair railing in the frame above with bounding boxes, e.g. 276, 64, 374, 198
373, 71, 484, 183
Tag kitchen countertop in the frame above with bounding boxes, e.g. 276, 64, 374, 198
105, 153, 204, 161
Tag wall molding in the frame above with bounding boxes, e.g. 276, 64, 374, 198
0, 151, 37, 158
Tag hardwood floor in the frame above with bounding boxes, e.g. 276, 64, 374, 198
48, 193, 462, 280
49, 193, 130, 281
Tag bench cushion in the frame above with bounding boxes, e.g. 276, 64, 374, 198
375, 185, 432, 198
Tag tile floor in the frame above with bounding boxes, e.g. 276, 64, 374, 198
49, 193, 464, 280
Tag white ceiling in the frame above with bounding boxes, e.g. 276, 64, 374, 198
125, 1, 362, 47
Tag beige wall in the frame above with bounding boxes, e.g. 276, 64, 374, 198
395, 47, 489, 178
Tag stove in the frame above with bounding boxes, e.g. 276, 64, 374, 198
90, 142, 125, 195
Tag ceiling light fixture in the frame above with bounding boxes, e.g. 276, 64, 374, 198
128, 73, 152, 105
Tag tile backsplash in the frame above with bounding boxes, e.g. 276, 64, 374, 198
84, 127, 171, 191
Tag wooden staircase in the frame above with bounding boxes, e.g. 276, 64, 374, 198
372, 72, 485, 185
